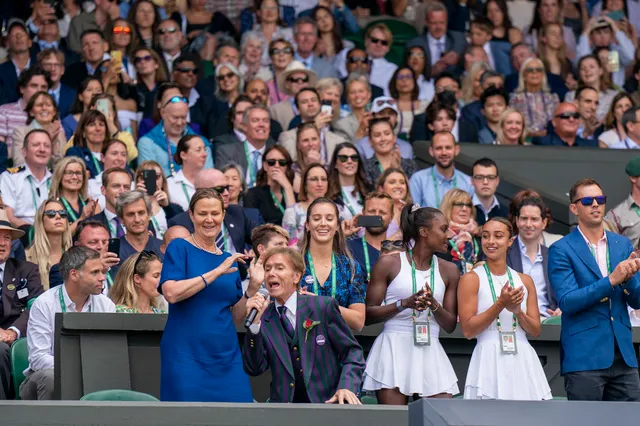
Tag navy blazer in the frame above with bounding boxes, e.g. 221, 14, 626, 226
505, 72, 568, 102
209, 117, 283, 142
506, 239, 557, 311
0, 258, 44, 336
407, 31, 467, 79
489, 40, 514, 76
83, 211, 156, 237
460, 100, 484, 130
0, 61, 20, 105
57, 84, 77, 118
410, 112, 479, 143
61, 61, 91, 91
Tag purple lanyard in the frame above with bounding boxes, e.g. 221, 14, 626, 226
272, 68, 283, 103
524, 92, 547, 130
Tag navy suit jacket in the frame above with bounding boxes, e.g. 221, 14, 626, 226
0, 258, 44, 336
549, 229, 640, 374
0, 61, 20, 105
489, 41, 514, 76
66, 146, 102, 178
61, 61, 91, 91
57, 84, 76, 118
410, 112, 478, 143
407, 31, 467, 79
505, 72, 568, 101
460, 100, 484, 130
507, 239, 557, 311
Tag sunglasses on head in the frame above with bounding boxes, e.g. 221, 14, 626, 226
572, 195, 607, 206
337, 154, 359, 163
213, 185, 230, 194
555, 112, 580, 120
134, 55, 153, 64
287, 76, 309, 84
369, 36, 389, 46
158, 27, 178, 35
347, 56, 367, 64
266, 159, 288, 167
269, 47, 293, 55
453, 201, 473, 208
525, 67, 544, 74
162, 96, 188, 108
176, 67, 198, 74
217, 72, 236, 81
134, 250, 156, 272
44, 210, 68, 219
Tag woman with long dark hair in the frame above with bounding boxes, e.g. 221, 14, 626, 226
564, 55, 620, 122
363, 205, 459, 403
327, 142, 369, 217
389, 67, 427, 137
127, 0, 161, 49
599, 92, 635, 148
484, 0, 522, 44
66, 110, 110, 178
523, 0, 577, 60
404, 45, 435, 103
62, 77, 104, 139
292, 122, 323, 192
313, 6, 353, 71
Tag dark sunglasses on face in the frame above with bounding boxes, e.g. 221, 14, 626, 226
162, 96, 188, 108
134, 55, 153, 64
158, 27, 178, 35
269, 47, 293, 55
337, 154, 360, 163
453, 202, 473, 208
266, 159, 288, 167
525, 67, 544, 74
572, 195, 607, 206
555, 112, 580, 120
176, 67, 198, 74
217, 72, 236, 81
213, 185, 230, 194
287, 76, 309, 84
347, 56, 368, 64
369, 36, 389, 46
44, 210, 68, 219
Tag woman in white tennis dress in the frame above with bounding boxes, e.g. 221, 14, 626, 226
363, 205, 459, 404
459, 217, 551, 400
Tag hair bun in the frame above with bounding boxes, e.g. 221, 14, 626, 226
411, 204, 420, 213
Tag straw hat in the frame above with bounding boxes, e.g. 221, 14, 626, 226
0, 209, 24, 240
277, 61, 318, 97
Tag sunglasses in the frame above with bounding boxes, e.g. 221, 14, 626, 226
162, 96, 188, 108
347, 56, 367, 64
213, 185, 230, 194
113, 26, 131, 34
266, 159, 288, 167
337, 154, 359, 163
44, 210, 68, 219
524, 67, 544, 74
396, 73, 413, 80
369, 36, 389, 46
452, 202, 473, 208
375, 99, 396, 106
409, 52, 425, 59
269, 47, 293, 55
217, 72, 236, 81
134, 55, 153, 64
381, 240, 403, 250
134, 250, 156, 272
572, 195, 607, 206
158, 27, 178, 35
176, 67, 198, 74
555, 112, 580, 120
287, 76, 309, 84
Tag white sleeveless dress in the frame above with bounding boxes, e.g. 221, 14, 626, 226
464, 266, 552, 400
363, 253, 459, 397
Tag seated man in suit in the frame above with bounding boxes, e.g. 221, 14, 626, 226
293, 17, 338, 80
477, 86, 507, 144
84, 167, 133, 239
468, 17, 513, 76
61, 29, 108, 91
212, 95, 254, 158
243, 247, 365, 404
0, 212, 43, 400
115, 191, 164, 264
29, 17, 78, 66
0, 19, 33, 105
460, 69, 504, 131
172, 53, 213, 138
37, 48, 76, 118
156, 18, 184, 76
504, 43, 567, 101
573, 86, 604, 141
507, 194, 559, 319
534, 102, 598, 147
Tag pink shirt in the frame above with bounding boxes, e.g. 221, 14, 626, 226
578, 226, 609, 277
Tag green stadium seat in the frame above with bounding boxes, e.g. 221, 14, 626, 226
542, 316, 562, 325
552, 396, 568, 400
10, 338, 29, 400
361, 395, 378, 404
80, 389, 160, 401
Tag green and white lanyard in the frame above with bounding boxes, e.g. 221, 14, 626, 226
307, 252, 337, 297
181, 182, 192, 205
151, 216, 162, 237
341, 188, 360, 217
60, 196, 86, 222
484, 263, 516, 333
588, 241, 611, 275
270, 188, 285, 215
244, 142, 257, 187
409, 250, 435, 321
105, 271, 113, 289
90, 152, 102, 174
431, 168, 457, 208
219, 225, 230, 252
59, 286, 91, 313
27, 175, 51, 211
361, 237, 371, 281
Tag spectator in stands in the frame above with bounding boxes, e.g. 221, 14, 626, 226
460, 45, 490, 76
106, 18, 136, 81
49, 157, 100, 233
573, 86, 604, 140
211, 95, 253, 153
549, 178, 640, 401
461, 62, 491, 107
391, 67, 428, 137
62, 30, 108, 91
0, 20, 33, 105
509, 57, 559, 139
214, 62, 244, 111
65, 110, 109, 178
377, 168, 411, 240
12, 91, 66, 165
61, 76, 103, 139
134, 161, 183, 239
243, 246, 364, 404
111, 250, 165, 313
73, 220, 120, 292
404, 45, 435, 103
171, 54, 212, 138
342, 48, 384, 102
128, 0, 160, 49
133, 47, 168, 119
508, 189, 562, 247
0, 129, 53, 232
245, 78, 270, 107
290, 123, 323, 191
565, 55, 618, 122
504, 43, 568, 101
269, 61, 316, 130
0, 67, 50, 162
364, 24, 397, 97
598, 92, 635, 148
26, 199, 73, 291
115, 190, 164, 262
494, 108, 528, 145
363, 204, 459, 403
22, 246, 114, 400
459, 217, 550, 400
611, 106, 640, 149
138, 83, 193, 138
359, 97, 414, 159
523, 0, 577, 59
155, 19, 183, 76
312, 6, 353, 73
85, 167, 132, 239
536, 102, 598, 147
250, 223, 290, 258
243, 145, 296, 226
469, 17, 513, 76
484, 0, 523, 45
441, 189, 481, 275
87, 139, 128, 204
334, 74, 371, 141
265, 39, 295, 105
246, 0, 294, 66
606, 156, 640, 248
240, 33, 270, 83
166, 135, 207, 212
315, 77, 343, 124
507, 195, 559, 318
478, 87, 508, 144
293, 17, 337, 80
67, 0, 119, 54
472, 158, 508, 226
364, 118, 416, 185
538, 23, 575, 89
37, 48, 76, 118
328, 142, 369, 217
222, 163, 247, 205
409, 132, 473, 209
160, 188, 258, 402
160, 225, 191, 255
0, 211, 42, 400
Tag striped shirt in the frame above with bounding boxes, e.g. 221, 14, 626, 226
0, 100, 28, 158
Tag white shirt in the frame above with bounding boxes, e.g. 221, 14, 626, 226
151, 208, 168, 239
517, 236, 549, 316
341, 185, 363, 216
482, 42, 495, 70
610, 137, 640, 150
87, 172, 106, 210
167, 169, 196, 212
163, 51, 181, 75
26, 284, 115, 373
416, 74, 435, 103
104, 208, 126, 238
427, 33, 446, 66
0, 165, 52, 224
245, 142, 266, 187
249, 290, 297, 334
452, 109, 461, 142
369, 57, 397, 97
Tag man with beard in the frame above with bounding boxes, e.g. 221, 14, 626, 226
471, 158, 507, 225
347, 192, 393, 282
408, 132, 473, 209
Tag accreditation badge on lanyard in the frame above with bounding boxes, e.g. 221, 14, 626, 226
483, 263, 518, 355
410, 250, 435, 346
500, 331, 517, 355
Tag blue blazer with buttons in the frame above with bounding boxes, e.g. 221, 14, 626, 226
549, 229, 640, 375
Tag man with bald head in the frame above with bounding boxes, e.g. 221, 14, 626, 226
535, 103, 598, 147
161, 225, 190, 254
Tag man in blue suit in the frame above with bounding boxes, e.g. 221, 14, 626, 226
549, 178, 640, 401
36, 49, 76, 118
293, 17, 338, 79
0, 19, 33, 105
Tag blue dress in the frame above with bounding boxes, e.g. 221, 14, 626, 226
159, 238, 253, 402
301, 253, 367, 307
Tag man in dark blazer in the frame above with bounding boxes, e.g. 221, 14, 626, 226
61, 29, 108, 91
243, 247, 365, 404
0, 19, 34, 105
172, 54, 214, 137
0, 211, 44, 399
209, 95, 282, 142
36, 48, 76, 117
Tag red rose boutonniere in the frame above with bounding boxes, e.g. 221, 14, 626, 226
303, 318, 321, 342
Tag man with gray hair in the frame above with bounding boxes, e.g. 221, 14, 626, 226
21, 246, 115, 400
116, 190, 164, 265
293, 17, 338, 79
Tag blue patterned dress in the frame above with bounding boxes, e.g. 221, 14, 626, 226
301, 253, 367, 307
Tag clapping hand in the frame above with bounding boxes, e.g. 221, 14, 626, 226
300, 286, 318, 296
422, 285, 440, 312
79, 198, 98, 220
610, 252, 640, 286
247, 254, 264, 292
505, 286, 525, 314
402, 289, 427, 311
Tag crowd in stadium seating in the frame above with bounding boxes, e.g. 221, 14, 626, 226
1, 0, 640, 405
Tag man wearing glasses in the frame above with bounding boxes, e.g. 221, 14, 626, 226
549, 178, 640, 401
157, 19, 184, 75
363, 24, 396, 97
37, 48, 76, 118
470, 158, 507, 226
535, 103, 598, 147
340, 48, 383, 105
172, 53, 212, 137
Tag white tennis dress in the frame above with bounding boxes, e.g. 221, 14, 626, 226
464, 266, 552, 400
363, 252, 459, 397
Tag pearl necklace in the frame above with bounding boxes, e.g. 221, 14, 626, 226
191, 234, 222, 255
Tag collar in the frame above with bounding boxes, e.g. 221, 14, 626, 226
173, 169, 186, 183
0, 261, 6, 272
233, 128, 246, 142
625, 137, 640, 148
577, 225, 607, 247
294, 52, 314, 67
246, 140, 266, 155
187, 88, 200, 108
12, 58, 30, 76
163, 50, 181, 63
427, 33, 446, 45
517, 235, 542, 260
38, 40, 59, 50
104, 208, 118, 222
275, 290, 298, 316
86, 62, 98, 75
23, 164, 52, 184
49, 84, 61, 98
431, 166, 458, 183
472, 193, 499, 213
60, 284, 92, 312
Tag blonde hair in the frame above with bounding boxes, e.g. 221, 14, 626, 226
366, 23, 393, 46
515, 57, 550, 94
495, 108, 527, 145
461, 62, 490, 104
49, 156, 89, 200
26, 199, 73, 290
440, 189, 476, 222
110, 252, 161, 310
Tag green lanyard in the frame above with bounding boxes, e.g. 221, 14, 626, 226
431, 168, 457, 208
59, 286, 91, 313
449, 238, 479, 263
151, 216, 162, 237
107, 217, 122, 238
220, 225, 230, 252
588, 241, 612, 275
270, 188, 285, 215
409, 250, 435, 319
181, 182, 192, 204
633, 205, 640, 217
341, 189, 360, 216
484, 263, 516, 332
307, 252, 337, 297
60, 196, 86, 222
361, 237, 370, 281
27, 175, 51, 211
244, 142, 257, 187
90, 152, 102, 174
105, 271, 113, 289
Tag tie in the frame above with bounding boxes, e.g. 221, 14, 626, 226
436, 41, 444, 59
216, 228, 225, 251
251, 151, 261, 178
113, 217, 125, 238
278, 306, 295, 339
39, 41, 57, 50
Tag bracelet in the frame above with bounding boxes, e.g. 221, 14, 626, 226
432, 303, 440, 313
200, 275, 208, 287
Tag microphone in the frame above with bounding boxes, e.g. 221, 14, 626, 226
244, 286, 269, 329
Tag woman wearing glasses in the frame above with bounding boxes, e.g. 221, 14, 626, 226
266, 39, 295, 104
292, 123, 323, 192
111, 251, 166, 313
62, 77, 104, 140
160, 188, 259, 402
364, 118, 416, 186
390, 67, 428, 137
132, 47, 168, 119
167, 135, 207, 211
404, 46, 435, 103
300, 197, 366, 330
214, 63, 244, 108
363, 205, 460, 403
508, 57, 559, 139
564, 55, 619, 122
244, 145, 296, 226
458, 217, 550, 400
493, 108, 528, 145
334, 74, 372, 141
106, 18, 138, 81
328, 142, 369, 217
440, 189, 482, 275
377, 167, 412, 239
26, 199, 73, 291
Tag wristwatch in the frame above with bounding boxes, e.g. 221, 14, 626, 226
396, 300, 406, 311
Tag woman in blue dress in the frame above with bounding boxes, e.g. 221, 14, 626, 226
159, 188, 259, 402
299, 197, 367, 331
